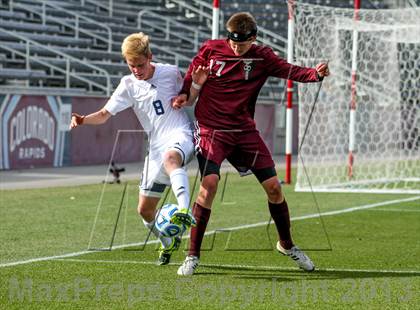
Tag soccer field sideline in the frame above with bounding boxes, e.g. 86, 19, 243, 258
1, 195, 419, 269
54, 258, 420, 276
0, 157, 289, 190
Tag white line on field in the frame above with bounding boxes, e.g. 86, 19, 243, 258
55, 258, 420, 275
366, 208, 420, 212
1, 195, 419, 268
5, 173, 77, 178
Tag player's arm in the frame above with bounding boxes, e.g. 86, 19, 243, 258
287, 60, 330, 82
173, 65, 210, 109
172, 42, 210, 109
266, 48, 330, 82
70, 108, 111, 129
71, 77, 131, 129
172, 65, 209, 109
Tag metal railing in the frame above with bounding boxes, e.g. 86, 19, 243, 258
256, 26, 287, 56
10, 0, 113, 52
0, 27, 111, 95
138, 9, 208, 51
166, 0, 287, 56
407, 0, 419, 7
150, 44, 192, 70
80, 0, 113, 17
166, 0, 224, 31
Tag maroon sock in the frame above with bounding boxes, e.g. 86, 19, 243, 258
188, 202, 211, 258
268, 200, 294, 250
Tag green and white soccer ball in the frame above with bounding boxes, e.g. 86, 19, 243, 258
154, 204, 187, 238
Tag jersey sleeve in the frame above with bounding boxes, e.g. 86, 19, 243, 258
264, 47, 320, 83
103, 78, 134, 115
180, 40, 212, 97
174, 67, 184, 93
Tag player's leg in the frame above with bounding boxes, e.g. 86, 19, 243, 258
137, 194, 181, 265
139, 157, 181, 265
162, 132, 196, 226
162, 149, 192, 221
256, 169, 315, 271
137, 194, 172, 247
241, 130, 314, 271
177, 154, 220, 276
190, 169, 220, 255
258, 172, 293, 248
138, 193, 181, 265
178, 124, 232, 276
229, 131, 295, 250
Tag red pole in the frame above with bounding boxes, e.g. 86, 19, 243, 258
354, 0, 360, 19
285, 1, 295, 184
348, 0, 361, 178
212, 0, 220, 39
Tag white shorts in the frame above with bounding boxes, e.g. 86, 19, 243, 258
140, 130, 194, 197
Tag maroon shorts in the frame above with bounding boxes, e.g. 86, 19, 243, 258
194, 122, 275, 172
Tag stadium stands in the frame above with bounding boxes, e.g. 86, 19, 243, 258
0, 0, 287, 99
219, 0, 396, 37
1, 0, 417, 168
0, 0, 209, 95
1, 0, 413, 98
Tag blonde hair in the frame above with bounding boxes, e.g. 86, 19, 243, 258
121, 32, 151, 60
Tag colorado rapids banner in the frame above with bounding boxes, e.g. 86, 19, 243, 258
0, 94, 146, 170
0, 95, 70, 170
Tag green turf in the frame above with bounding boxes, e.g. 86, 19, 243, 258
1, 170, 419, 309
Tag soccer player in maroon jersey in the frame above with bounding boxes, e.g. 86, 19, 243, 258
173, 12, 330, 275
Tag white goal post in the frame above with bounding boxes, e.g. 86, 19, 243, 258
292, 2, 420, 194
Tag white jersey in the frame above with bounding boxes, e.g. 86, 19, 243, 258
104, 63, 192, 149
104, 63, 194, 197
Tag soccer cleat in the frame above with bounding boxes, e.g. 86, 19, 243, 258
276, 242, 315, 272
170, 208, 196, 228
177, 255, 199, 276
157, 236, 181, 265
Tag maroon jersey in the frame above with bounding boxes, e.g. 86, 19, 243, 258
181, 39, 320, 130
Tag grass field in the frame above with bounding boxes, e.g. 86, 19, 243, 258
0, 169, 419, 309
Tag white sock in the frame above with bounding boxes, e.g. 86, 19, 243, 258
142, 219, 172, 248
169, 168, 190, 211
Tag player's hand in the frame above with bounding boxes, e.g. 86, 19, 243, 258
171, 94, 188, 110
315, 62, 330, 78
70, 112, 85, 129
192, 65, 210, 86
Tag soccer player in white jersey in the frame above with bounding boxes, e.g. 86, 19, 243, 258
70, 32, 205, 265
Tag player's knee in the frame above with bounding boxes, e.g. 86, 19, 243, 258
264, 180, 284, 203
198, 175, 219, 202
203, 175, 219, 194
163, 150, 182, 171
137, 204, 144, 217
137, 203, 155, 222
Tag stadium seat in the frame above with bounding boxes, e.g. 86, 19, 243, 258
3, 0, 395, 98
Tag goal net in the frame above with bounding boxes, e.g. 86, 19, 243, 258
293, 3, 420, 194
